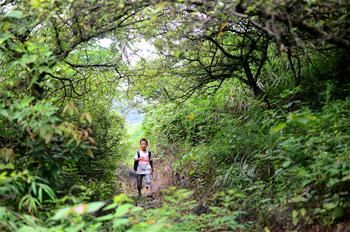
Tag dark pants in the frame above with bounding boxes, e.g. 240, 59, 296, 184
136, 174, 144, 193
136, 174, 151, 193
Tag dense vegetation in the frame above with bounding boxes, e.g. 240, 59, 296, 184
1, 0, 350, 231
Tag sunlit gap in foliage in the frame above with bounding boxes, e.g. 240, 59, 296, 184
98, 36, 157, 127
97, 38, 158, 66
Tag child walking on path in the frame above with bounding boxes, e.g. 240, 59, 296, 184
134, 138, 154, 197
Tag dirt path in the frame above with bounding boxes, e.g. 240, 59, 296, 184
116, 158, 174, 209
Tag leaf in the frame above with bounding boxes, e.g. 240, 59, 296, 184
327, 178, 339, 187
52, 207, 70, 220
113, 218, 129, 228
0, 163, 14, 169
16, 54, 37, 66
341, 175, 350, 181
82, 112, 92, 124
113, 194, 133, 204
118, 0, 125, 8
62, 102, 78, 116
115, 204, 134, 217
302, 179, 312, 187
323, 202, 337, 210
0, 32, 12, 45
290, 195, 307, 203
0, 148, 14, 162
282, 160, 291, 168
270, 122, 286, 134
292, 210, 298, 226
88, 137, 97, 145
20, 96, 34, 108
6, 10, 23, 19
31, 0, 41, 8
31, 182, 37, 196
87, 148, 94, 158
0, 109, 9, 118
103, 202, 118, 211
86, 202, 105, 213
332, 207, 344, 219
45, 133, 52, 144
40, 183, 56, 200
38, 185, 43, 202
18, 227, 38, 232
95, 214, 114, 221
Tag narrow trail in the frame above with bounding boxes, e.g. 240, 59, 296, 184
116, 158, 174, 209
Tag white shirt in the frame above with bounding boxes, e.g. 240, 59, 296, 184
134, 150, 152, 174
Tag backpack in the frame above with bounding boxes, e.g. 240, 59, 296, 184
133, 150, 153, 171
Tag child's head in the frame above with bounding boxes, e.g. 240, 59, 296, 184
140, 138, 148, 150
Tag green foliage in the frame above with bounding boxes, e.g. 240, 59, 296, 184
143, 74, 350, 230
1, 0, 129, 227
268, 100, 350, 225
3, 190, 243, 232
1, 0, 350, 231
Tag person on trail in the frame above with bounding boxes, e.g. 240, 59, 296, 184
134, 138, 154, 197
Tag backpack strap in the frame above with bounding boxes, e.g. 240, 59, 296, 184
133, 151, 140, 172
149, 151, 153, 169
